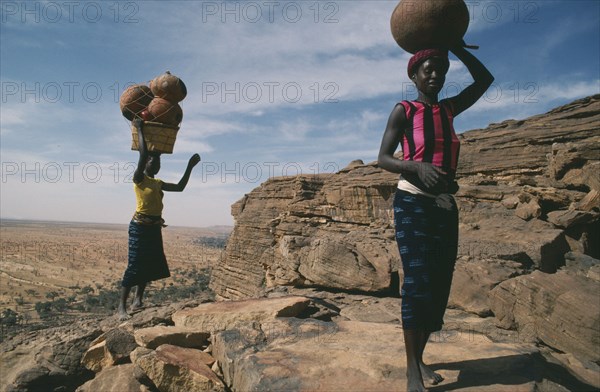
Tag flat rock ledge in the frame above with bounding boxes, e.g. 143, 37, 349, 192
65, 296, 600, 392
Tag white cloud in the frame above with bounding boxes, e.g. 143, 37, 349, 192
461, 79, 600, 117
538, 80, 600, 103
0, 106, 27, 127
177, 117, 246, 138
279, 118, 313, 142
171, 137, 214, 154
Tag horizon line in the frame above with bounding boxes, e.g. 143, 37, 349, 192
0, 217, 233, 231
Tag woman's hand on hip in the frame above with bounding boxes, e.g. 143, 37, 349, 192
414, 162, 448, 190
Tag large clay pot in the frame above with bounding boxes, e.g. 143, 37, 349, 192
119, 84, 153, 121
390, 0, 470, 53
150, 71, 187, 103
147, 97, 183, 126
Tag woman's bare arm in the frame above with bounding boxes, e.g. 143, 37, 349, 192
447, 46, 494, 116
162, 154, 201, 192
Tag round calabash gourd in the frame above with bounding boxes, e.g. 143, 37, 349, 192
150, 71, 187, 103
146, 97, 183, 126
390, 0, 470, 53
119, 84, 153, 121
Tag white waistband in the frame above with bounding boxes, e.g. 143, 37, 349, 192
397, 177, 436, 198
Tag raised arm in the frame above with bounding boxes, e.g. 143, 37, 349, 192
447, 45, 494, 116
132, 118, 148, 184
162, 154, 201, 192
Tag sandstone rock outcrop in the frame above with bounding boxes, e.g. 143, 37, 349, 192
3, 293, 598, 392
210, 94, 600, 371
211, 95, 599, 300
213, 318, 553, 392
210, 168, 400, 300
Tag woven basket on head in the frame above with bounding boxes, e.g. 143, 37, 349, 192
131, 121, 180, 154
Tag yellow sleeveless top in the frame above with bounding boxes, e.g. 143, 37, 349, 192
134, 176, 163, 216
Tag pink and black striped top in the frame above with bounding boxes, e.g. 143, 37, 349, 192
399, 99, 461, 174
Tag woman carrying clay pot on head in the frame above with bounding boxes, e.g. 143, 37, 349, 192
378, 44, 494, 391
117, 118, 201, 321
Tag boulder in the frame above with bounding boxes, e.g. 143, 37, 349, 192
103, 328, 138, 366
172, 296, 311, 332
455, 184, 512, 201
548, 135, 600, 191
133, 364, 157, 389
134, 326, 210, 349
130, 346, 154, 362
563, 252, 600, 282
517, 186, 585, 216
134, 344, 225, 392
448, 257, 528, 316
515, 193, 542, 221
489, 270, 600, 363
76, 364, 143, 392
547, 209, 598, 229
81, 340, 107, 373
458, 202, 568, 273
501, 195, 520, 209
82, 328, 137, 372
294, 234, 395, 292
574, 189, 600, 212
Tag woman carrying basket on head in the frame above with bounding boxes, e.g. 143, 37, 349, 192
117, 118, 201, 321
377, 44, 493, 392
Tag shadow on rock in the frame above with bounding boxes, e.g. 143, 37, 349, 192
429, 352, 597, 391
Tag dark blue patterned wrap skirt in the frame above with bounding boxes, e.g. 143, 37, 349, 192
393, 189, 458, 332
121, 220, 170, 288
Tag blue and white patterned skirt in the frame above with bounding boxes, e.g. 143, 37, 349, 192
393, 189, 458, 332
121, 220, 170, 288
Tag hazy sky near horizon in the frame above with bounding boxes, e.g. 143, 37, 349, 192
1, 0, 599, 227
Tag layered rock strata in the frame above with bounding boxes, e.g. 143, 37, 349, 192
211, 95, 599, 300
210, 95, 600, 367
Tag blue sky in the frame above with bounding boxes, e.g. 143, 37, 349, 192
1, 0, 599, 227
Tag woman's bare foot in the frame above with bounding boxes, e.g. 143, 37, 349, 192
420, 362, 443, 385
130, 299, 143, 311
117, 305, 130, 321
407, 365, 429, 392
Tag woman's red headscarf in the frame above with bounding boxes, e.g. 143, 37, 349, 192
407, 49, 449, 78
